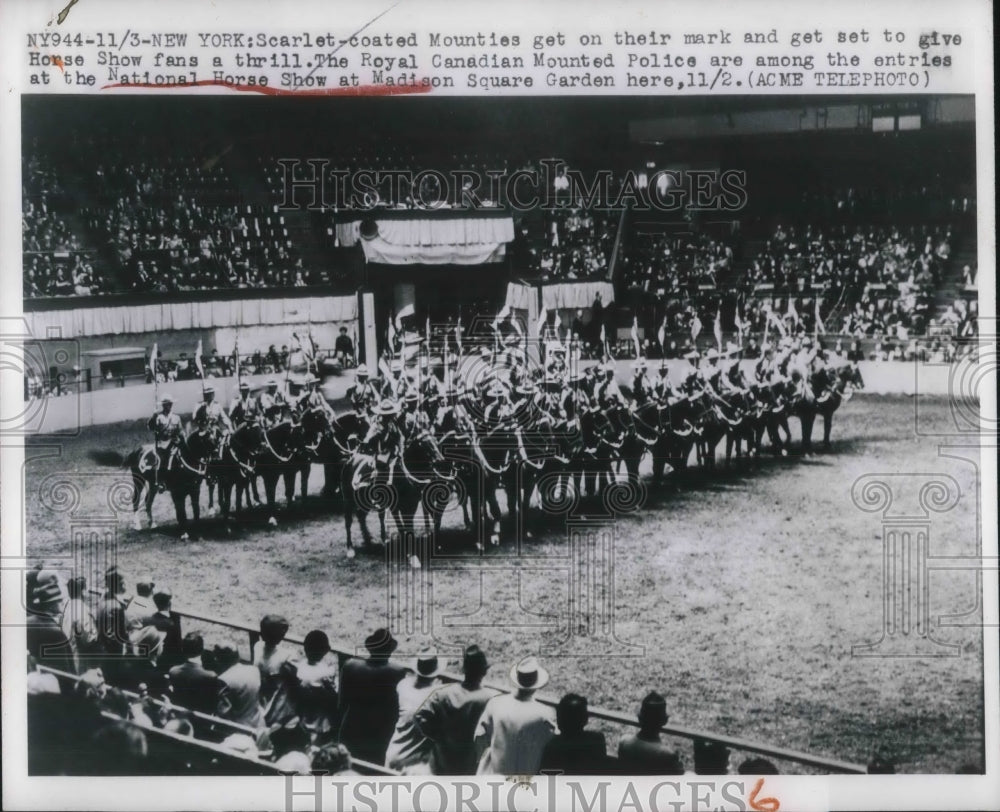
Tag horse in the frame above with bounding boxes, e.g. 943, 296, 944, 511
125, 429, 215, 539
797, 361, 865, 452
340, 430, 446, 567
256, 418, 311, 525
206, 422, 267, 526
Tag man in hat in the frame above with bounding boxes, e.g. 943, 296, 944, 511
229, 381, 260, 427
27, 568, 75, 673
334, 325, 355, 366
193, 384, 232, 443
680, 350, 703, 396
417, 355, 442, 402
593, 361, 621, 409
346, 365, 379, 414
415, 644, 499, 775
296, 375, 335, 421
434, 384, 472, 436
358, 399, 404, 476
398, 389, 430, 439
61, 575, 98, 669
617, 692, 685, 774
338, 628, 408, 765
382, 359, 408, 400
630, 358, 653, 406
653, 361, 679, 404
147, 394, 182, 492
385, 649, 443, 772
257, 379, 288, 427
474, 655, 556, 775
482, 381, 513, 428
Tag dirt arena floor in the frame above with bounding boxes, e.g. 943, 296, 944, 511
24, 394, 984, 773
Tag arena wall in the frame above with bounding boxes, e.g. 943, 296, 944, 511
26, 359, 972, 435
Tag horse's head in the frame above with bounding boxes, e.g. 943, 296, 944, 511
408, 430, 446, 468
184, 429, 215, 466
301, 405, 331, 436
235, 421, 267, 458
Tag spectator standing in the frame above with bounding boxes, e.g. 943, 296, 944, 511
254, 614, 298, 727
385, 650, 443, 773
414, 644, 498, 775
617, 692, 684, 774
474, 656, 556, 775
338, 628, 407, 765
290, 630, 339, 745
539, 693, 609, 774
150, 588, 183, 669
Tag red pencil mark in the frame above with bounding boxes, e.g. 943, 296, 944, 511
52, 56, 65, 73
748, 777, 780, 812
99, 79, 433, 97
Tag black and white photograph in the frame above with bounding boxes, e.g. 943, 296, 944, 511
1, 1, 996, 810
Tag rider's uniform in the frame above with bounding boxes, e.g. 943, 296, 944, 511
631, 371, 653, 406
346, 380, 380, 414
258, 389, 288, 425
148, 410, 183, 482
230, 393, 261, 426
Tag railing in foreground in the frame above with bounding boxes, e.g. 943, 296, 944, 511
174, 608, 867, 774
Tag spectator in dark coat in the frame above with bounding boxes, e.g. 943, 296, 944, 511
617, 692, 684, 775
168, 632, 223, 717
338, 628, 407, 765
150, 588, 183, 669
26, 569, 75, 673
539, 693, 609, 774
414, 644, 498, 775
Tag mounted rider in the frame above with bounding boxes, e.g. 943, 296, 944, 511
382, 359, 409, 400
653, 360, 680, 405
345, 364, 380, 415
680, 350, 703, 396
417, 355, 442, 402
258, 379, 289, 427
435, 384, 474, 436
148, 394, 183, 492
229, 380, 261, 427
295, 375, 336, 424
399, 389, 431, 439
593, 360, 622, 409
192, 384, 232, 455
354, 399, 404, 488
630, 358, 653, 406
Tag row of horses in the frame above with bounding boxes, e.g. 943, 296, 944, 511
124, 361, 864, 565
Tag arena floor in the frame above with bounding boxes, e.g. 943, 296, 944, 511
24, 395, 984, 773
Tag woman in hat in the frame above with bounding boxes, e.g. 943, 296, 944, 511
384, 649, 443, 772
474, 655, 556, 775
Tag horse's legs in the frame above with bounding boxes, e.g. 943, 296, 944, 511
822, 410, 834, 450
145, 485, 156, 529
344, 506, 356, 558
131, 472, 145, 529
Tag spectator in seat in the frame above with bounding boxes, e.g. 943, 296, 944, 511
290, 630, 339, 746
120, 625, 169, 698
61, 575, 98, 670
125, 576, 157, 638
474, 656, 556, 775
168, 632, 223, 716
271, 719, 312, 775
617, 692, 684, 775
693, 738, 732, 775
214, 644, 264, 729
414, 643, 498, 776
334, 327, 355, 367
27, 568, 75, 673
95, 566, 131, 682
539, 693, 609, 775
88, 721, 149, 776
150, 587, 183, 669
385, 649, 443, 773
338, 628, 407, 765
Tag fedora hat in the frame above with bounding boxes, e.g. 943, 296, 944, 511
365, 627, 398, 655
374, 399, 399, 416
413, 649, 441, 678
510, 655, 549, 690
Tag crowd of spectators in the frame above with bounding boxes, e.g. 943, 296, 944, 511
519, 209, 619, 281
32, 562, 891, 777
620, 232, 736, 294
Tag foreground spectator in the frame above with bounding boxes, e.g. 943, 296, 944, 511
617, 692, 684, 774
694, 738, 732, 775
214, 644, 264, 729
338, 628, 407, 764
385, 649, 442, 773
254, 614, 297, 726
168, 632, 223, 716
738, 756, 779, 774
290, 630, 339, 745
120, 625, 168, 697
414, 644, 498, 775
150, 588, 183, 669
26, 568, 74, 673
539, 693, 609, 774
474, 656, 556, 775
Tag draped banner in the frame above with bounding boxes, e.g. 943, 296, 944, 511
505, 281, 615, 311
26, 295, 358, 340
337, 216, 515, 265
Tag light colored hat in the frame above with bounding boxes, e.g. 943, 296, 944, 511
683, 350, 700, 361
414, 649, 442, 678
374, 399, 399, 416
356, 364, 369, 377
485, 382, 507, 399
631, 358, 647, 370
705, 348, 720, 361
510, 655, 549, 690
161, 393, 174, 403
390, 359, 403, 373
203, 385, 215, 394
266, 379, 278, 387
239, 381, 250, 389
